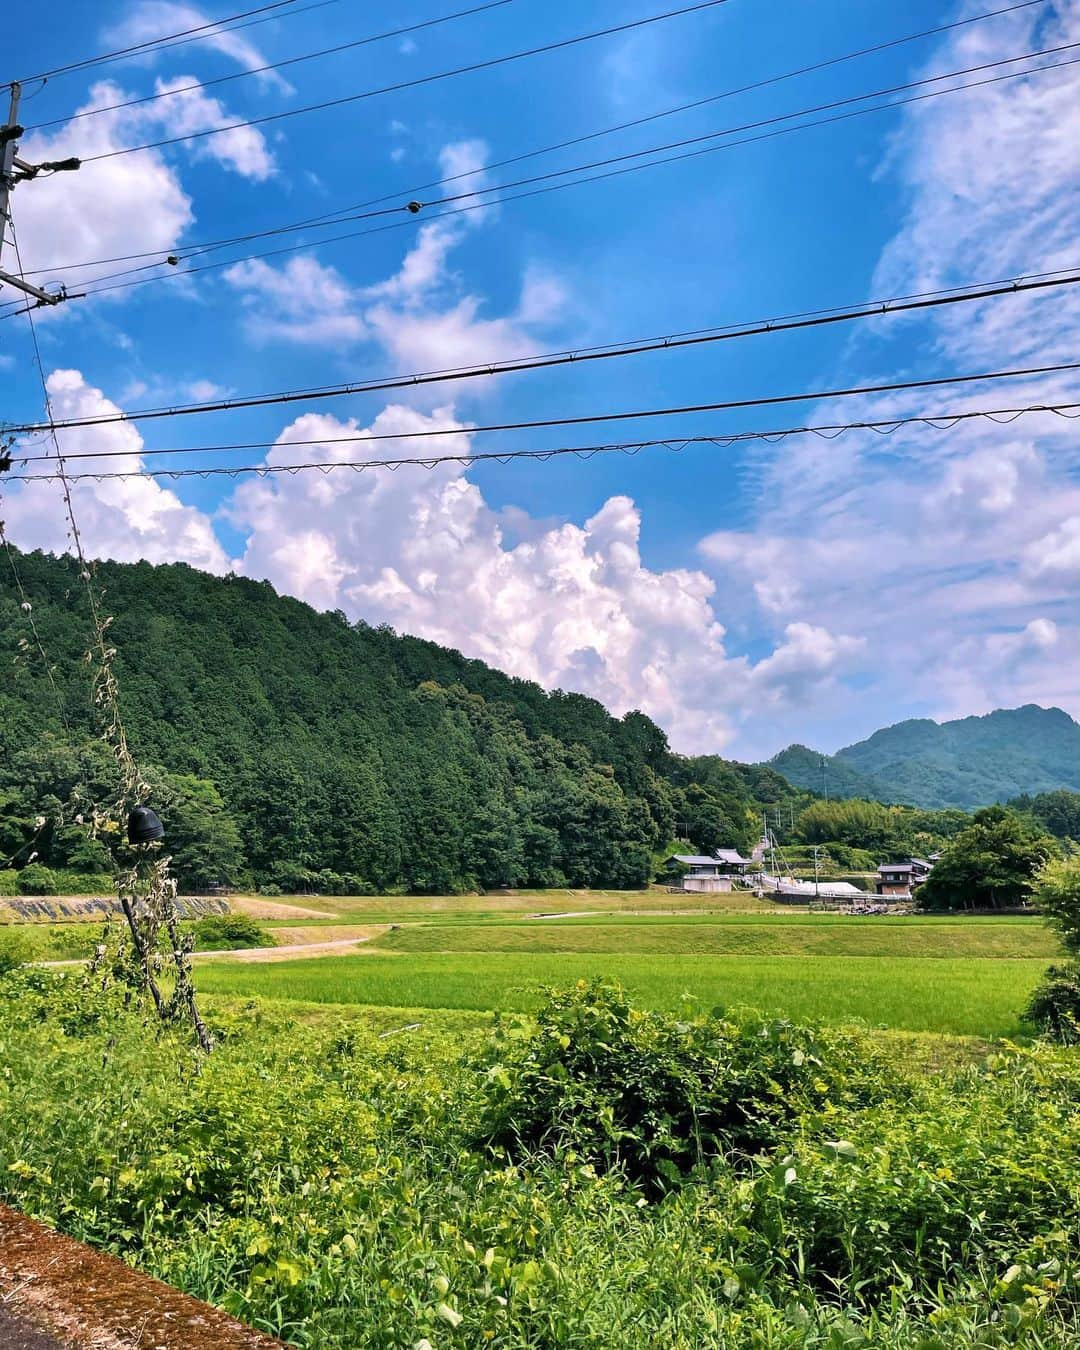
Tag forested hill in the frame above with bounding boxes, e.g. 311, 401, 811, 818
768, 706, 1080, 811
0, 550, 796, 893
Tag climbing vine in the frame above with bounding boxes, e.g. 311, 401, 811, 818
8, 296, 213, 1053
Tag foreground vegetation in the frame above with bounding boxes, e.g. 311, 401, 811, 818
2, 973, 1077, 1347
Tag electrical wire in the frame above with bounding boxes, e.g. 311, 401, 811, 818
21, 0, 1051, 279
0, 520, 69, 726
8, 362, 1078, 467
24, 1, 520, 132
8, 401, 1077, 484
61, 0, 347, 82
7, 272, 1077, 439
29, 50, 1080, 307
13, 0, 310, 85
77, 0, 733, 165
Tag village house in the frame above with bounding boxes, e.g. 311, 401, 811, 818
665, 849, 751, 893
875, 857, 934, 898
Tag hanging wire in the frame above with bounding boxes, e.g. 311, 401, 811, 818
7, 402, 1076, 484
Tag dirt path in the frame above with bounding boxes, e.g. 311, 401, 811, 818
194, 934, 379, 963
0, 1204, 285, 1349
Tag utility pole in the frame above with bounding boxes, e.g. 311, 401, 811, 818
0, 81, 82, 310
813, 844, 820, 900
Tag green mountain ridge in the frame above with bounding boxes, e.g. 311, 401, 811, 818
768, 706, 1080, 810
0, 550, 797, 892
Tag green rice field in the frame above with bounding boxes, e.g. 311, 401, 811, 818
196, 950, 1049, 1038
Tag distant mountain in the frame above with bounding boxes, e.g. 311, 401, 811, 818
767, 706, 1080, 810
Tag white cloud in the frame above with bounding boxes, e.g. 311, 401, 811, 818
152, 77, 275, 180
102, 1, 293, 92
225, 406, 863, 750
224, 139, 560, 378
695, 0, 1080, 747
5, 370, 228, 573
12, 74, 274, 291
1024, 517, 1080, 583
14, 82, 195, 285
224, 256, 365, 344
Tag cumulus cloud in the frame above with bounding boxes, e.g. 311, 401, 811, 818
4, 370, 228, 572
1024, 517, 1080, 583
223, 406, 862, 750
223, 140, 560, 379
14, 82, 195, 286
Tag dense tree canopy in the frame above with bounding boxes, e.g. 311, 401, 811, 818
1010, 790, 1080, 843
917, 807, 1053, 911
0, 550, 789, 894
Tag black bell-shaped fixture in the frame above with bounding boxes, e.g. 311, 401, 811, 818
127, 805, 165, 845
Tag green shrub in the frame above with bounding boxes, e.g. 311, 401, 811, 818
1024, 963, 1080, 1043
194, 914, 272, 950
476, 979, 892, 1191
17, 863, 59, 895
256, 882, 283, 897
51, 870, 115, 895
2, 980, 1080, 1346
0, 928, 33, 974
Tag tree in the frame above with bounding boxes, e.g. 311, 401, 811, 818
1031, 856, 1080, 955
917, 806, 1051, 911
1011, 790, 1080, 842
1023, 858, 1080, 1041
155, 772, 246, 890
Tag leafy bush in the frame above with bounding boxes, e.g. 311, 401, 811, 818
1024, 963, 1080, 1043
477, 979, 891, 1190
0, 928, 33, 974
2, 979, 1080, 1346
17, 863, 59, 895
256, 883, 283, 897
193, 914, 272, 951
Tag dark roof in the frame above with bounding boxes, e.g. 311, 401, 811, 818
877, 863, 914, 873
668, 854, 718, 867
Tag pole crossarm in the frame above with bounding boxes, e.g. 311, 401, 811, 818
0, 82, 79, 308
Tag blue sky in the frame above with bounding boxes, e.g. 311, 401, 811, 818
3, 0, 1079, 759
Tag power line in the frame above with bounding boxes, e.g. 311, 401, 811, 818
8, 362, 1078, 465
25, 1, 520, 132
14, 0, 309, 85
21, 0, 1051, 278
61, 0, 347, 82
77, 0, 733, 166
7, 272, 1077, 438
7, 403, 1077, 485
286, 1, 1055, 233
27, 50, 1080, 307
